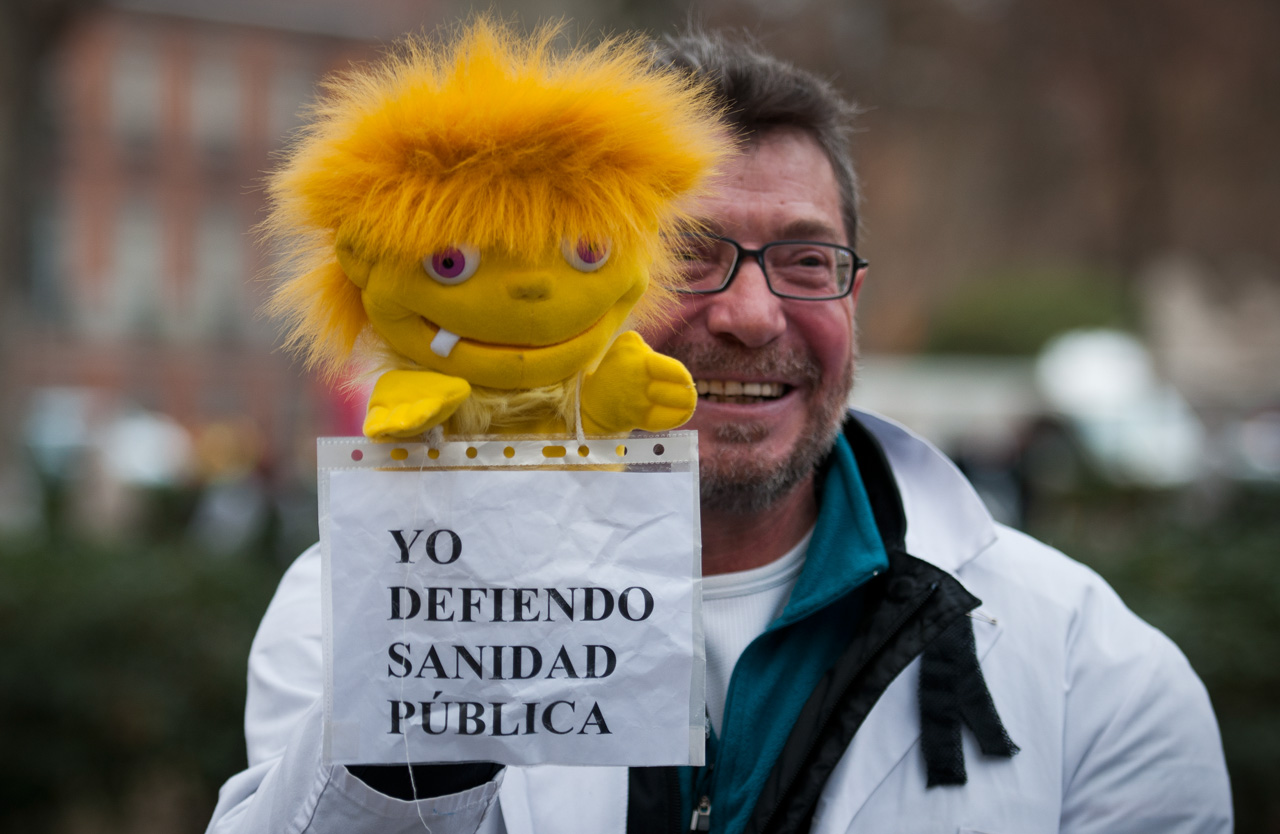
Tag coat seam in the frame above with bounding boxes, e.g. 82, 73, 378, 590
292, 764, 335, 833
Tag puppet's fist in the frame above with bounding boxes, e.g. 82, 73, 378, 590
581, 331, 696, 434
363, 370, 471, 440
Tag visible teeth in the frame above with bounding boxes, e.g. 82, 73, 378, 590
694, 380, 785, 400
430, 327, 461, 357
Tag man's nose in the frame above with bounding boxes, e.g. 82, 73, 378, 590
704, 258, 786, 347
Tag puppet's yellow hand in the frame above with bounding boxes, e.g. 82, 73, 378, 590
581, 331, 696, 434
363, 370, 471, 440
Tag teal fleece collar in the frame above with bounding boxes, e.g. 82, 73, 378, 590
684, 433, 889, 834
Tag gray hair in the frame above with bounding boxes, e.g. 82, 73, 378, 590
653, 30, 862, 244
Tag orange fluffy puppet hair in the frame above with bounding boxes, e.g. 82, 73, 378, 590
263, 17, 730, 380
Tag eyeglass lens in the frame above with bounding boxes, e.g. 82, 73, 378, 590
678, 238, 853, 298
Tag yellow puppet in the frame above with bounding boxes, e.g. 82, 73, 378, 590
264, 19, 729, 440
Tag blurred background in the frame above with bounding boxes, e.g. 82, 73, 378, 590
0, 0, 1276, 830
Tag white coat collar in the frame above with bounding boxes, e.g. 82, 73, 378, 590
853, 409, 998, 577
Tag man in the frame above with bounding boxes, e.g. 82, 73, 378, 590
208, 30, 1232, 834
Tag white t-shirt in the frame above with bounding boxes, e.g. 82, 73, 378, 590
701, 529, 813, 734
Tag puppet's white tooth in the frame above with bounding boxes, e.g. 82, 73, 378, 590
430, 327, 461, 357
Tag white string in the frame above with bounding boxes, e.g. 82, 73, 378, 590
399, 438, 435, 832
573, 371, 587, 448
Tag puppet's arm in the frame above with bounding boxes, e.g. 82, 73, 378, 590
364, 369, 471, 440
580, 331, 696, 434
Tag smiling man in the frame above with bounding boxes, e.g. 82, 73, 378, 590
644, 127, 861, 576
623, 31, 1232, 834
208, 29, 1232, 834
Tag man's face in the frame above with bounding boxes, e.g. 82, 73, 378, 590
641, 129, 865, 512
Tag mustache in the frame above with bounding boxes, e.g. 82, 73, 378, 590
658, 339, 823, 389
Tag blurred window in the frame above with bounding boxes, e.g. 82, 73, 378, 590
193, 202, 247, 340
110, 196, 163, 337
269, 57, 317, 145
110, 36, 161, 151
30, 197, 69, 322
192, 46, 241, 160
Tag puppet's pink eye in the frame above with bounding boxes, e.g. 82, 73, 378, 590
576, 240, 606, 264
423, 245, 480, 284
562, 238, 611, 272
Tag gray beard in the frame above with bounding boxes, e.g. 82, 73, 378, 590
662, 339, 855, 515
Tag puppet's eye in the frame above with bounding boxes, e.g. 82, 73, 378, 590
562, 238, 610, 272
424, 246, 480, 284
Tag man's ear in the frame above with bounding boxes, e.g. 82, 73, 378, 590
850, 264, 868, 306
335, 236, 371, 289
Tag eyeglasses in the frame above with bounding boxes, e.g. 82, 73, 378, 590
673, 235, 867, 300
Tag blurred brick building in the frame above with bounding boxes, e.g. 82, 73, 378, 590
8, 0, 1279, 483
9, 3, 438, 480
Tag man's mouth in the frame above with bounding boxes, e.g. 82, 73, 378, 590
695, 379, 790, 404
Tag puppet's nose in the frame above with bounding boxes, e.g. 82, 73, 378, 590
508, 277, 552, 301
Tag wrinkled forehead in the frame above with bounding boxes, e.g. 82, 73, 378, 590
692, 130, 847, 246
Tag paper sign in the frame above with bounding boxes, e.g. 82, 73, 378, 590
318, 434, 704, 767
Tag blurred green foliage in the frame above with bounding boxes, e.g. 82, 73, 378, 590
1028, 483, 1280, 833
0, 533, 287, 832
926, 266, 1134, 355
0, 483, 1275, 831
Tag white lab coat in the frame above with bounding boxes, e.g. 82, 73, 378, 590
207, 412, 1231, 834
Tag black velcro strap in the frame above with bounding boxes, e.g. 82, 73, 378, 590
919, 616, 1019, 787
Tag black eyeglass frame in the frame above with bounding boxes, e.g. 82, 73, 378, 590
674, 235, 869, 301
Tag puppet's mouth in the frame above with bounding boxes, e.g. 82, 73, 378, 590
430, 327, 462, 357
421, 319, 596, 358
695, 379, 789, 404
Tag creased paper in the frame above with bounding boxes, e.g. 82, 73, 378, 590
318, 433, 704, 767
